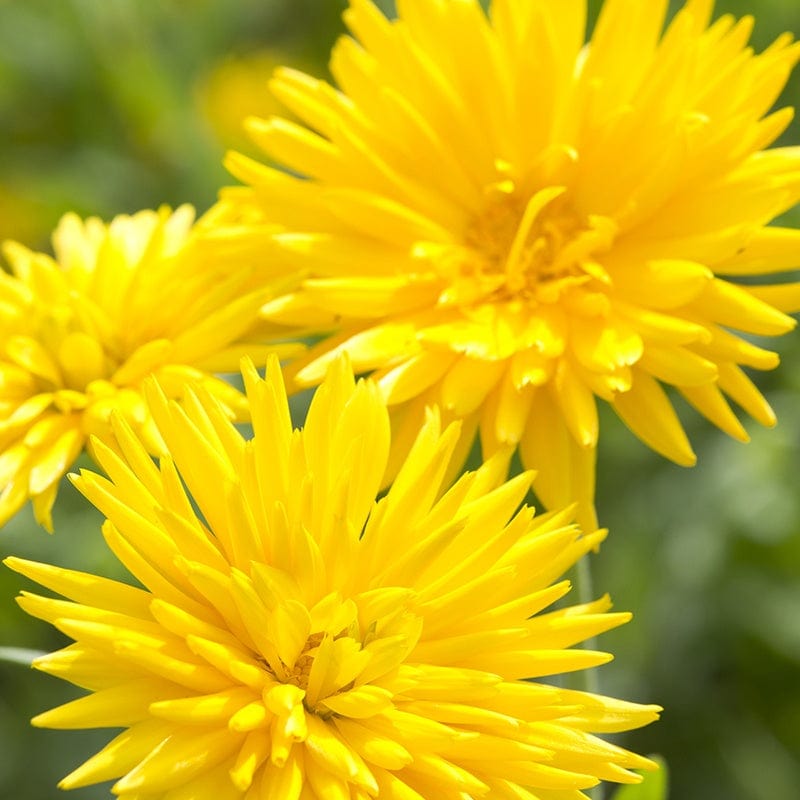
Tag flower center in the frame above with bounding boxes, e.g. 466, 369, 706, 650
451, 185, 617, 306
282, 631, 325, 691
260, 627, 361, 715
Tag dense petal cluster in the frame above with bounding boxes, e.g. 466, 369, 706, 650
7, 355, 659, 799
0, 206, 293, 529
216, 0, 800, 528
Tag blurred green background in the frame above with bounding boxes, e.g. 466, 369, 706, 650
1, 1, 799, 798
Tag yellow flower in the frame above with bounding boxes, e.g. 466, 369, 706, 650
0, 206, 294, 531
218, 0, 800, 529
6, 354, 659, 799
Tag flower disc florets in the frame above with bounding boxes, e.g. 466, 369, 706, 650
6, 355, 659, 799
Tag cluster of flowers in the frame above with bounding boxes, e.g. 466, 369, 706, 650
2, 1, 798, 798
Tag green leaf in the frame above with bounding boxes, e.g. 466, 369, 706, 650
611, 756, 669, 800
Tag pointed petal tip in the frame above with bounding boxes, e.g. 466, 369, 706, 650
593, 527, 609, 543
30, 653, 50, 672
31, 709, 53, 728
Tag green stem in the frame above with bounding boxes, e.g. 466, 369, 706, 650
0, 646, 46, 666
572, 553, 600, 693
569, 553, 603, 800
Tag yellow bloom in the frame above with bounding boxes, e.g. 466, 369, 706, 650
0, 206, 294, 531
6, 355, 659, 799
218, 0, 800, 529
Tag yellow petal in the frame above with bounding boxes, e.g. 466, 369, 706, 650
693, 278, 796, 335
717, 362, 776, 427
679, 382, 749, 442
520, 388, 597, 531
112, 726, 240, 794
57, 331, 107, 389
320, 685, 394, 719
5, 335, 61, 386
637, 345, 718, 386
612, 370, 696, 466
552, 361, 598, 448
28, 424, 83, 496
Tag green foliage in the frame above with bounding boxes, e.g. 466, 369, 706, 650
613, 756, 669, 800
612, 757, 669, 800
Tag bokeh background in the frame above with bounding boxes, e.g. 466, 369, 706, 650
1, 1, 799, 798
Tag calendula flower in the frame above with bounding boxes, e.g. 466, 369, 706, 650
218, 0, 800, 529
0, 206, 295, 531
6, 354, 659, 798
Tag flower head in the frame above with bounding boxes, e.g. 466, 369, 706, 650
6, 354, 658, 798
219, 0, 800, 528
0, 206, 293, 530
